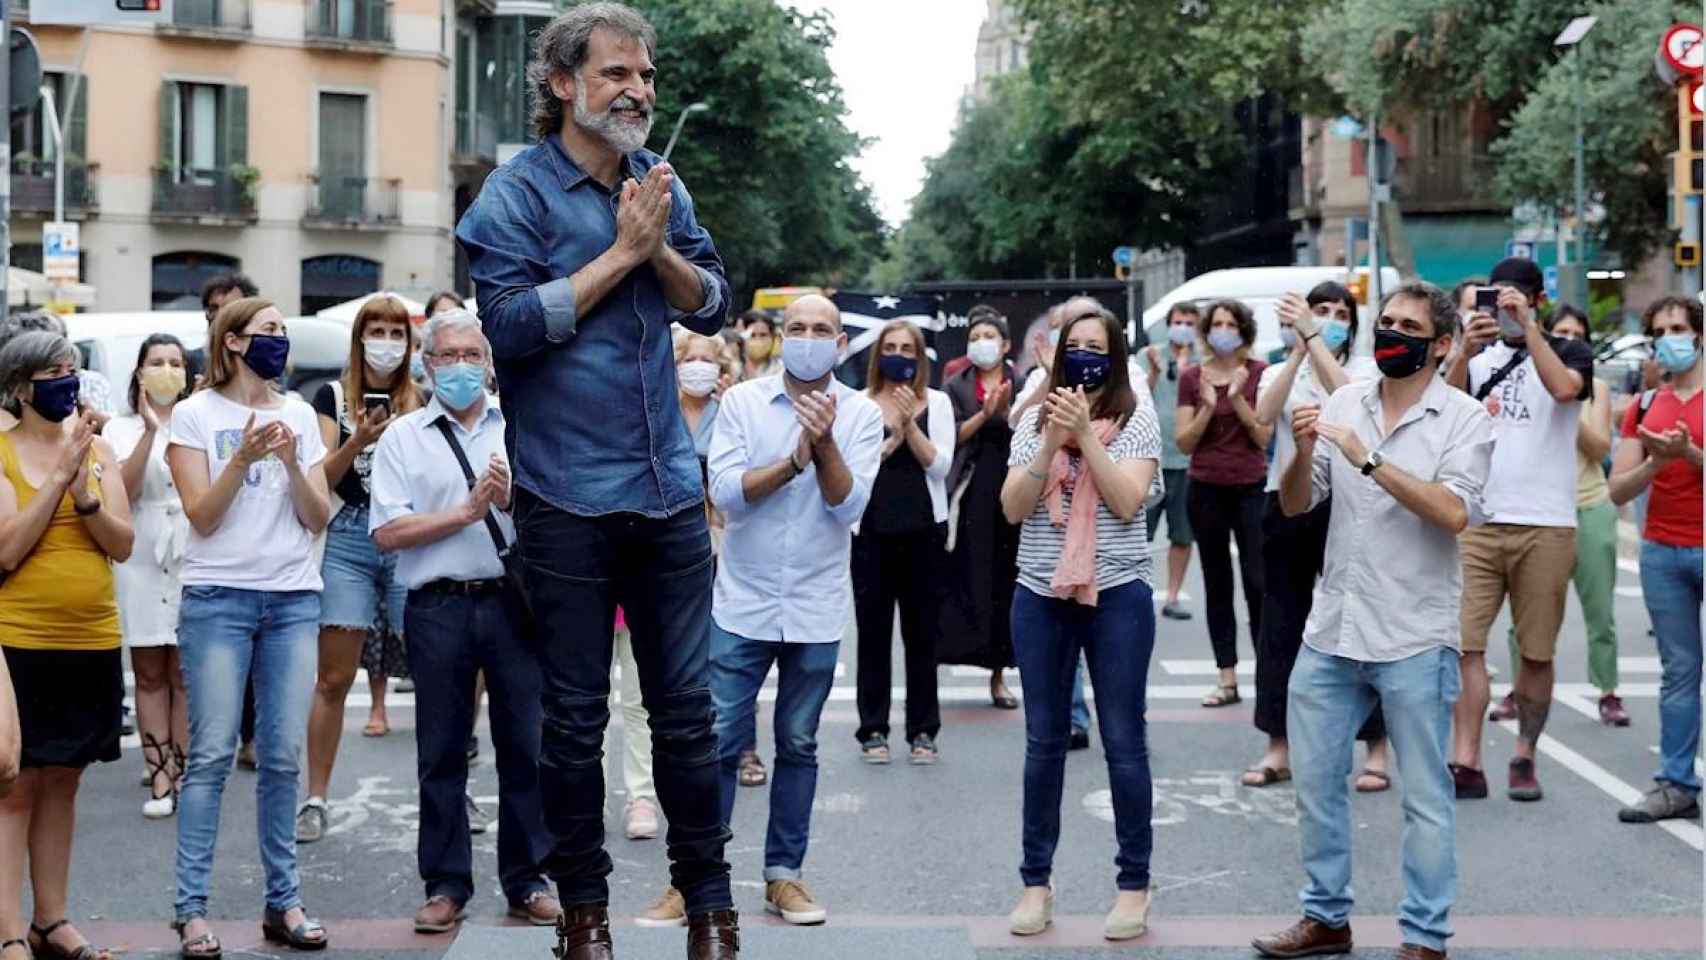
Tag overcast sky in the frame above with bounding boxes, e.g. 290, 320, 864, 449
789, 0, 987, 227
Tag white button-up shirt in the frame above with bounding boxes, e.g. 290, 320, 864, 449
368, 395, 515, 590
708, 374, 885, 644
1300, 376, 1493, 662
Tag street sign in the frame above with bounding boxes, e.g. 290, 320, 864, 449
43, 222, 79, 281
28, 0, 171, 26
1657, 23, 1705, 85
8, 28, 40, 119
1111, 246, 1136, 268
1505, 240, 1537, 261
1328, 116, 1365, 140
1542, 265, 1560, 302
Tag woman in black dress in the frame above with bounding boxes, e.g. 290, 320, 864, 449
937, 308, 1021, 708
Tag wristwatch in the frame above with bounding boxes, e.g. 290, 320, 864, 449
1361, 450, 1384, 477
74, 499, 101, 517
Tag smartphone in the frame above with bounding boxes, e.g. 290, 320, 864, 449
362, 392, 391, 418
1474, 287, 1499, 314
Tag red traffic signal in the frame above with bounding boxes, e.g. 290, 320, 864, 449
115, 0, 161, 10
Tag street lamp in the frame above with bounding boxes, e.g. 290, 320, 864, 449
1555, 15, 1596, 306
661, 102, 710, 164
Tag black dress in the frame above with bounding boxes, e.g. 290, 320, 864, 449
936, 364, 1019, 670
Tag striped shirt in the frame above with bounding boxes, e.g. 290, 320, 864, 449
1008, 404, 1162, 598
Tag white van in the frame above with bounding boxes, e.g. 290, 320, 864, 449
64, 311, 351, 413
1137, 266, 1406, 360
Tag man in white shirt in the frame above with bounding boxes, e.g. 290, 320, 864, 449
704, 295, 884, 927
367, 310, 560, 935
1443, 257, 1595, 803
1254, 281, 1492, 960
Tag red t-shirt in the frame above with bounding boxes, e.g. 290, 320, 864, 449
1621, 386, 1704, 547
1177, 359, 1269, 486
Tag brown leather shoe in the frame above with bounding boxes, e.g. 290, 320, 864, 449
1250, 917, 1352, 958
552, 903, 613, 960
686, 909, 739, 959
413, 895, 465, 934
508, 890, 564, 926
1394, 945, 1446, 960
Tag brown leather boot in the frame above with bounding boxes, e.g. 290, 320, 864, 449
686, 909, 739, 959
552, 903, 613, 960
1394, 945, 1446, 960
1250, 916, 1352, 957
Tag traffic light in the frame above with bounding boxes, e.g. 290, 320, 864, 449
1676, 85, 1703, 232
115, 1, 161, 10
1346, 272, 1369, 305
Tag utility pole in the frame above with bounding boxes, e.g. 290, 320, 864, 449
1573, 42, 1587, 307
1, 0, 12, 326
1366, 113, 1382, 309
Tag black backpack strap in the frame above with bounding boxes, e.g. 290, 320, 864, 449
1636, 388, 1658, 427
432, 416, 510, 556
1473, 349, 1528, 401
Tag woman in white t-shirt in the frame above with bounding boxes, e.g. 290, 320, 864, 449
1248, 283, 1390, 791
164, 298, 332, 958
104, 333, 194, 819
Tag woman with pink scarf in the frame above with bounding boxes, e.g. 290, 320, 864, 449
998, 305, 1162, 944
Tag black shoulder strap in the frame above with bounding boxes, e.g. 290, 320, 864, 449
1473, 349, 1528, 402
1637, 388, 1658, 426
432, 417, 510, 556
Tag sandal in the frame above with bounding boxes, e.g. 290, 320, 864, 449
171, 918, 222, 959
1, 938, 29, 959
28, 920, 111, 960
860, 734, 891, 765
261, 907, 327, 952
1200, 684, 1242, 708
1355, 768, 1391, 793
737, 750, 767, 787
1241, 765, 1291, 787
361, 716, 389, 737
142, 733, 179, 819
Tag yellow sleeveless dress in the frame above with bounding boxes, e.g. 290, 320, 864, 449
0, 431, 120, 650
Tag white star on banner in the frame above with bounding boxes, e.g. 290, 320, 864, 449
872, 296, 901, 310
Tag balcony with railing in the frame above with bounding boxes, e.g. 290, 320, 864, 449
305, 0, 393, 50
158, 0, 251, 38
1392, 152, 1499, 213
303, 174, 400, 229
11, 158, 98, 218
152, 167, 257, 224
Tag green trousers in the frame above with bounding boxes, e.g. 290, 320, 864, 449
1505, 499, 1619, 691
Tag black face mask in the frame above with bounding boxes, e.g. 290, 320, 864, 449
1373, 328, 1439, 379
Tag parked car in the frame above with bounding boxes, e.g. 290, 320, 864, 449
1137, 265, 1405, 360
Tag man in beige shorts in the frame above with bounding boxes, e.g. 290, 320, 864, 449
1444, 257, 1595, 802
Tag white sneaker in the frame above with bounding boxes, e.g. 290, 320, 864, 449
624, 797, 660, 840
142, 791, 177, 819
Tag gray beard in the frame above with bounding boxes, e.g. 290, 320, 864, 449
573, 84, 652, 155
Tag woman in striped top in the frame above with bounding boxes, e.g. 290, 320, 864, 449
999, 306, 1162, 943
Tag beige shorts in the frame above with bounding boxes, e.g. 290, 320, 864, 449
1459, 524, 1576, 662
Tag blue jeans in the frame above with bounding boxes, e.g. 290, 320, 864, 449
1288, 645, 1460, 953
513, 490, 731, 913
405, 588, 549, 905
173, 586, 320, 921
1070, 657, 1091, 733
320, 504, 408, 634
710, 624, 839, 880
1640, 541, 1703, 793
1011, 580, 1156, 891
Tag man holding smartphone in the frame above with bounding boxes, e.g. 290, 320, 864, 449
1444, 258, 1594, 803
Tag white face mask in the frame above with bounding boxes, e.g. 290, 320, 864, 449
967, 339, 1003, 370
364, 338, 407, 376
677, 359, 720, 397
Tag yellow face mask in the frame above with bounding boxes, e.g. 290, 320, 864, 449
140, 365, 187, 404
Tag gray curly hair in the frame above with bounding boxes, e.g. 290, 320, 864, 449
527, 2, 657, 139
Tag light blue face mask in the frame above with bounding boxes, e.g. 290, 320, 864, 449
1655, 333, 1700, 374
1207, 329, 1243, 356
1321, 319, 1351, 351
781, 336, 839, 382
433, 362, 486, 410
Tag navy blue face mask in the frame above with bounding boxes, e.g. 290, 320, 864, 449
241, 334, 291, 381
1062, 349, 1113, 391
27, 373, 80, 423
877, 353, 917, 385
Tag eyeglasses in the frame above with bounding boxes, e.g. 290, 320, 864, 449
428, 350, 487, 366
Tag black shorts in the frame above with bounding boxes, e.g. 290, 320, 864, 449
4, 645, 123, 768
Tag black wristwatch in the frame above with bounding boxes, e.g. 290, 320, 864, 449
1361, 450, 1384, 477
74, 499, 101, 516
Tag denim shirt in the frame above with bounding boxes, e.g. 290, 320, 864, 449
455, 135, 730, 518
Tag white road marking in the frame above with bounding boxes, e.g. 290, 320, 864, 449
1615, 585, 1644, 598
1159, 660, 1254, 677
1617, 557, 1639, 575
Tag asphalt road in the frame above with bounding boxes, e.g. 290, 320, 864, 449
23, 536, 1702, 959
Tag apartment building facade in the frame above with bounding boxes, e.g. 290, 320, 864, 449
7, 0, 548, 315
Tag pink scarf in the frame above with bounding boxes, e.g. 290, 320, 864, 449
1043, 419, 1121, 606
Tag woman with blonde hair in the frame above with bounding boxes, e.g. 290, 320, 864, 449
167, 298, 331, 956
298, 295, 424, 843
852, 320, 955, 765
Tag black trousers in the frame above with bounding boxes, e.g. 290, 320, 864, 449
1255, 494, 1386, 741
852, 527, 945, 744
1186, 479, 1266, 670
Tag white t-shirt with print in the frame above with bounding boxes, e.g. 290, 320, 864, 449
169, 388, 328, 591
1467, 341, 1586, 528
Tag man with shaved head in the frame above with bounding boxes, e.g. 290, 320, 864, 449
703, 294, 885, 925
453, 3, 738, 956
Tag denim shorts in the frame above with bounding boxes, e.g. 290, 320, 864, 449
321, 504, 407, 635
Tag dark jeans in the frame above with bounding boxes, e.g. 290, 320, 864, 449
1256, 495, 1385, 742
852, 527, 944, 744
1011, 580, 1156, 891
1187, 479, 1265, 670
513, 488, 732, 914
404, 587, 549, 906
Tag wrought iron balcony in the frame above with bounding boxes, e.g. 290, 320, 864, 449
305, 0, 393, 49
10, 158, 98, 217
159, 0, 251, 37
304, 174, 400, 228
1392, 152, 1499, 212
152, 167, 257, 224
